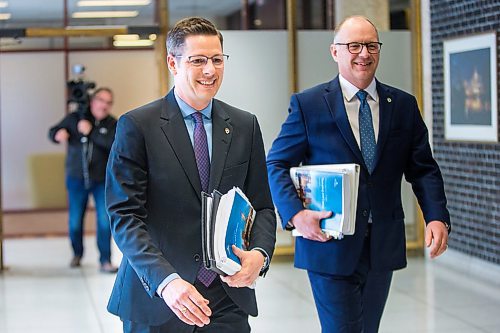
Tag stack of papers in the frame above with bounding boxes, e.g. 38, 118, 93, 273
290, 164, 360, 239
201, 187, 255, 276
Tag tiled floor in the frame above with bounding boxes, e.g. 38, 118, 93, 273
1, 236, 499, 333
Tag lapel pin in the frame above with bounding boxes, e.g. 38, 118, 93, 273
225, 128, 230, 134
387, 97, 392, 103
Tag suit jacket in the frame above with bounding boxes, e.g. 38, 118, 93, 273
267, 76, 450, 276
106, 90, 276, 326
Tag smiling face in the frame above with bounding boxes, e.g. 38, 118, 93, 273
167, 34, 224, 110
331, 17, 380, 89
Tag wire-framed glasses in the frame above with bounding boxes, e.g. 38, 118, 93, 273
175, 54, 229, 67
334, 42, 383, 54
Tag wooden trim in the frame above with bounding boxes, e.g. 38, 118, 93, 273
286, 0, 298, 95
156, 0, 169, 95
25, 27, 129, 38
410, 0, 425, 251
4, 230, 96, 240
0, 45, 3, 270
2, 208, 71, 214
273, 0, 298, 257
0, 47, 154, 53
274, 245, 295, 256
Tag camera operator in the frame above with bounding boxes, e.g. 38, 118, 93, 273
49, 87, 118, 273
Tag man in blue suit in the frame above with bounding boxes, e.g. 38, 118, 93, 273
267, 15, 450, 333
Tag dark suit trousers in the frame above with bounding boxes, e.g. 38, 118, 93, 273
123, 278, 250, 333
307, 229, 393, 333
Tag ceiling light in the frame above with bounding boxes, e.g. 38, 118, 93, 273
113, 39, 154, 47
77, 0, 151, 6
148, 34, 157, 41
113, 34, 139, 41
0, 13, 11, 20
0, 1, 9, 8
66, 25, 125, 29
72, 11, 138, 18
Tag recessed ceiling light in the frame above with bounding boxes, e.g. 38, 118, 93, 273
72, 11, 139, 18
113, 39, 154, 47
0, 1, 9, 9
77, 0, 151, 6
66, 24, 126, 30
113, 34, 140, 41
0, 13, 11, 20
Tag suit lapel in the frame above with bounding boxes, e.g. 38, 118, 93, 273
373, 81, 395, 170
323, 77, 364, 165
209, 101, 232, 191
160, 91, 202, 200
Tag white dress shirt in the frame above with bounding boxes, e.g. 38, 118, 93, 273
338, 74, 380, 146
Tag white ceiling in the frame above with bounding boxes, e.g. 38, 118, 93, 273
0, 0, 246, 27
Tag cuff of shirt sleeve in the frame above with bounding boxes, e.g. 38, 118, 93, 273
156, 273, 181, 298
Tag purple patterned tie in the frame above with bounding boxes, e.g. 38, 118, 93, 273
192, 112, 217, 287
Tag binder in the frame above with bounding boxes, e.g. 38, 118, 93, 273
201, 191, 226, 276
201, 187, 255, 276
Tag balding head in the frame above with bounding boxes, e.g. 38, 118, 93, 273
330, 15, 381, 89
334, 15, 379, 44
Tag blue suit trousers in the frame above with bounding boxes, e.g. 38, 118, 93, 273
307, 233, 393, 333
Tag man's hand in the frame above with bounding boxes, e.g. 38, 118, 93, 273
220, 247, 264, 288
291, 209, 332, 242
425, 220, 449, 259
54, 129, 70, 143
161, 278, 211, 327
77, 119, 93, 136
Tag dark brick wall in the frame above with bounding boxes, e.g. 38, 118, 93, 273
430, 0, 500, 264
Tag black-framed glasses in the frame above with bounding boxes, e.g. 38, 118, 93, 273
175, 54, 229, 67
334, 42, 382, 54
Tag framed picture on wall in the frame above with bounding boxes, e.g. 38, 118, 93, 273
443, 32, 498, 142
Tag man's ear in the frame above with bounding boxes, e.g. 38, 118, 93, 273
167, 54, 177, 75
330, 44, 338, 63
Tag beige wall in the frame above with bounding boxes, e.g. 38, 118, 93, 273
0, 50, 160, 210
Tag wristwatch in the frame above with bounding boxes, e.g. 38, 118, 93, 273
252, 248, 270, 275
441, 221, 451, 232
261, 255, 269, 272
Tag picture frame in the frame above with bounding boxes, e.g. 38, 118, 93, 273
443, 32, 497, 142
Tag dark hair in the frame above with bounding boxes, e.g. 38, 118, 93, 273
333, 15, 380, 43
91, 87, 113, 100
166, 17, 223, 56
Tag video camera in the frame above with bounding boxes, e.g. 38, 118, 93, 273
67, 64, 96, 120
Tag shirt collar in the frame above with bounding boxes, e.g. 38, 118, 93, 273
174, 88, 213, 120
338, 74, 378, 102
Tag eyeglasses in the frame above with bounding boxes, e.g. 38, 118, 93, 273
334, 42, 382, 54
175, 54, 229, 67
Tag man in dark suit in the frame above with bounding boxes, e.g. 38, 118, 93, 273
106, 17, 276, 333
266, 15, 450, 333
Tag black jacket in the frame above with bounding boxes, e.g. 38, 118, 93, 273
106, 92, 276, 325
49, 111, 117, 182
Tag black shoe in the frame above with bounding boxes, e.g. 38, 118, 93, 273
70, 256, 82, 268
100, 262, 118, 274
